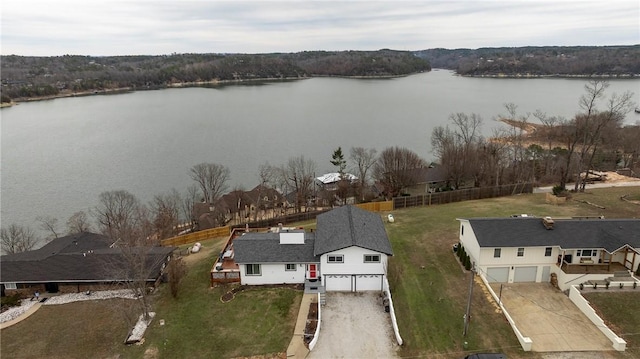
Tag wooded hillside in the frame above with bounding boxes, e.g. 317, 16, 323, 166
0, 50, 430, 103
415, 45, 640, 77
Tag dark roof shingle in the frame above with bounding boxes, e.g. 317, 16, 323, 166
464, 217, 640, 253
314, 205, 393, 256
233, 232, 318, 263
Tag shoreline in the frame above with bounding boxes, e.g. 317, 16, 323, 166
2, 71, 638, 107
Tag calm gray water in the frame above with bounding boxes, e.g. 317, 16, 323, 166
1, 70, 639, 238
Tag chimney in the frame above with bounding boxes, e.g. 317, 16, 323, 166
542, 216, 554, 230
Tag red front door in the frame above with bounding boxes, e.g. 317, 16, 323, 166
308, 264, 317, 279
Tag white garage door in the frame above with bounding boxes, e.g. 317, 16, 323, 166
354, 275, 383, 291
486, 267, 509, 283
514, 266, 537, 282
325, 274, 353, 291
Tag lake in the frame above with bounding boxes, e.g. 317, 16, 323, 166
1, 70, 639, 239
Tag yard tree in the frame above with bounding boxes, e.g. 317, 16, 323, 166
36, 215, 60, 241
93, 190, 148, 246
181, 184, 200, 229
150, 189, 181, 240
349, 147, 377, 201
66, 211, 92, 234
1, 224, 38, 254
281, 156, 317, 213
331, 147, 350, 205
189, 162, 230, 204
253, 162, 276, 221
373, 146, 426, 198
94, 190, 157, 322
431, 113, 484, 189
330, 147, 347, 178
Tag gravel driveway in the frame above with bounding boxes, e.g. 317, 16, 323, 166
307, 292, 398, 359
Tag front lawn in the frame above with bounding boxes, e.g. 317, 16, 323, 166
583, 292, 640, 358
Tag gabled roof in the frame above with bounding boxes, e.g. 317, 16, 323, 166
462, 217, 640, 253
314, 205, 393, 256
0, 232, 175, 283
233, 232, 319, 263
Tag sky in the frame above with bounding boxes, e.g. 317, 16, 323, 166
1, 0, 638, 56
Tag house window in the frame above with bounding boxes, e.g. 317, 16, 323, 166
327, 255, 344, 263
245, 264, 261, 276
364, 254, 380, 263
4, 283, 17, 290
545, 247, 552, 257
517, 248, 525, 257
461, 225, 464, 236
494, 248, 501, 258
285, 263, 296, 271
580, 249, 594, 257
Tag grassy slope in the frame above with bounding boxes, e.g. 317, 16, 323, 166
387, 187, 640, 358
1, 187, 638, 358
584, 292, 640, 356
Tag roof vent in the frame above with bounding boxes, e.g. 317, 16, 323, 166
542, 216, 554, 230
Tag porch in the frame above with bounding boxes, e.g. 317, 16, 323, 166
560, 261, 630, 274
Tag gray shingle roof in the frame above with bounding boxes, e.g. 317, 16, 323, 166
233, 232, 318, 263
465, 217, 640, 253
0, 232, 175, 283
314, 205, 393, 256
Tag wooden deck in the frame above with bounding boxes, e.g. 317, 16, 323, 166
561, 261, 629, 274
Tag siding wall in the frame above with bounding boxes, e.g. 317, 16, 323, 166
320, 246, 388, 276
239, 262, 310, 285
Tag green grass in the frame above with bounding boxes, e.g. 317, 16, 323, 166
386, 187, 640, 358
583, 292, 640, 357
2, 187, 638, 358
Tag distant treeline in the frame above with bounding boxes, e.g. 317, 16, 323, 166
415, 45, 640, 77
3, 46, 638, 104
0, 50, 430, 102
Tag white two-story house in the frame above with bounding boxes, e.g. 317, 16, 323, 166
457, 216, 640, 290
233, 205, 393, 292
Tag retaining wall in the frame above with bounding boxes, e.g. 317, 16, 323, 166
568, 286, 626, 351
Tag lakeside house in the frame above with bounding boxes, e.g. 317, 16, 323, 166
0, 232, 175, 297
458, 216, 640, 291
211, 205, 393, 292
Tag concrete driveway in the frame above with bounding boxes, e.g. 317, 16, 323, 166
307, 292, 398, 358
492, 283, 613, 352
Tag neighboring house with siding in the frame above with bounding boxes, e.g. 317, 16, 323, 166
232, 205, 393, 292
0, 232, 175, 297
457, 217, 640, 290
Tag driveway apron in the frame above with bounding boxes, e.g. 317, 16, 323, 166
493, 283, 613, 352
307, 292, 398, 358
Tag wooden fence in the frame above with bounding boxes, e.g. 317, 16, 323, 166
161, 226, 230, 247
393, 182, 534, 210
161, 184, 530, 247
355, 201, 393, 212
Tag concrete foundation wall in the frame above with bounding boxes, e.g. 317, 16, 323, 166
568, 286, 626, 351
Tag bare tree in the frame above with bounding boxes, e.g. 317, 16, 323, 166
281, 156, 317, 213
167, 254, 187, 299
189, 163, 230, 203
92, 190, 147, 246
181, 184, 199, 228
36, 215, 60, 241
373, 146, 426, 198
431, 113, 483, 189
150, 189, 181, 240
349, 147, 377, 201
1, 224, 38, 254
66, 211, 93, 234
554, 80, 634, 191
253, 162, 276, 221
95, 192, 158, 322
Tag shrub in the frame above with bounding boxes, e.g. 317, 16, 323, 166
552, 185, 566, 196
1, 293, 21, 308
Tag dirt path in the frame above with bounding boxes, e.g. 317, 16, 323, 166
307, 292, 398, 359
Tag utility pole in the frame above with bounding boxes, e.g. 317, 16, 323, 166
463, 265, 475, 337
